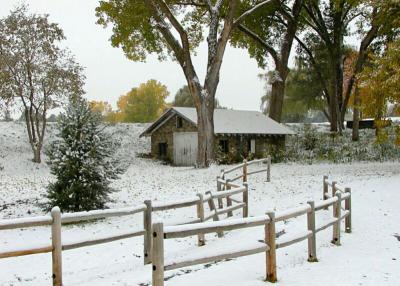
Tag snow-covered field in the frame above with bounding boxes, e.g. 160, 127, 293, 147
0, 122, 399, 285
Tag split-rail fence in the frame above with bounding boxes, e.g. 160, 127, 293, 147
0, 157, 352, 285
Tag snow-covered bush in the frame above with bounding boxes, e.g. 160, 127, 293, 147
284, 124, 400, 163
44, 97, 124, 212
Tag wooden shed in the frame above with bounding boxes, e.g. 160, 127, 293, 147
140, 107, 295, 166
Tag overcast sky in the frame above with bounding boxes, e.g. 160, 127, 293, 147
1, 0, 269, 111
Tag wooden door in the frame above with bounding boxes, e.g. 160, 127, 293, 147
173, 132, 198, 166
250, 139, 256, 154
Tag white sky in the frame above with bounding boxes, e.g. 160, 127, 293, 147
1, 0, 268, 111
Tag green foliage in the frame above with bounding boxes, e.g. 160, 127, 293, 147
261, 59, 325, 122
230, 0, 280, 68
118, 79, 169, 123
96, 0, 204, 62
45, 97, 123, 212
172, 86, 193, 107
172, 85, 223, 108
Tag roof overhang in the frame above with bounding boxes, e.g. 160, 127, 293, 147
139, 108, 197, 137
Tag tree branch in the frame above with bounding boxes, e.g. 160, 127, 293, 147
294, 34, 329, 101
237, 24, 279, 64
233, 0, 277, 26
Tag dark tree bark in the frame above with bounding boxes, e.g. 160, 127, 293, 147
352, 85, 360, 141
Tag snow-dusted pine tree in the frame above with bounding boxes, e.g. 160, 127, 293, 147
45, 97, 123, 212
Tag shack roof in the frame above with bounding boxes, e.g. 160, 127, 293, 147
140, 107, 295, 136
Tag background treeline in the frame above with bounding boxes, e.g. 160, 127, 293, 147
88, 80, 224, 124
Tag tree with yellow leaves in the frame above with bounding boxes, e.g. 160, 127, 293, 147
358, 38, 400, 144
118, 79, 169, 123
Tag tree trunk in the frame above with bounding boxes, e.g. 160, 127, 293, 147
196, 96, 215, 167
328, 77, 339, 132
352, 85, 360, 141
188, 81, 216, 168
336, 56, 344, 134
268, 74, 286, 122
33, 147, 42, 163
24, 107, 43, 163
268, 0, 303, 123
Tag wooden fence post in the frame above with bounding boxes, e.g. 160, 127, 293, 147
332, 192, 341, 246
205, 191, 223, 238
152, 222, 164, 286
144, 200, 152, 264
332, 181, 337, 198
306, 201, 318, 262
226, 179, 233, 217
196, 193, 206, 246
345, 187, 352, 233
265, 211, 277, 283
220, 169, 225, 181
216, 176, 223, 209
51, 207, 62, 286
243, 182, 249, 218
323, 175, 328, 210
267, 156, 271, 182
243, 159, 248, 183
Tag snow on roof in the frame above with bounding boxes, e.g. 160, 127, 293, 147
141, 107, 295, 136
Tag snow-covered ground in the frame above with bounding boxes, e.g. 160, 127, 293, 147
0, 122, 399, 285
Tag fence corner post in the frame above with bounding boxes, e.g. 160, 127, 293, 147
265, 211, 277, 283
152, 222, 164, 286
51, 206, 62, 286
345, 187, 352, 233
332, 192, 341, 246
205, 191, 223, 238
323, 175, 329, 210
306, 201, 318, 262
144, 200, 153, 265
243, 182, 249, 218
267, 156, 271, 182
196, 193, 206, 246
243, 159, 248, 183
226, 179, 233, 217
216, 176, 223, 209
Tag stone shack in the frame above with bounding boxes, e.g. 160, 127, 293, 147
140, 107, 294, 166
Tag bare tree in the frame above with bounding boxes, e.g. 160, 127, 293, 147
0, 6, 85, 163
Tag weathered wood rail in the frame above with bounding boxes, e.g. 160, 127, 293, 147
0, 204, 148, 285
151, 176, 352, 285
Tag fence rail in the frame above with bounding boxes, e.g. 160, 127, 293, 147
0, 160, 350, 286
151, 176, 352, 285
0, 157, 268, 285
219, 155, 271, 184
0, 204, 150, 285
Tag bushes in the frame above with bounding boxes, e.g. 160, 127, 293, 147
284, 124, 400, 163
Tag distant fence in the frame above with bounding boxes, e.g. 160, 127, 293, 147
151, 176, 352, 285
219, 156, 271, 184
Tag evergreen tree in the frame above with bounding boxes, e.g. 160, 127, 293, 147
45, 97, 123, 212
